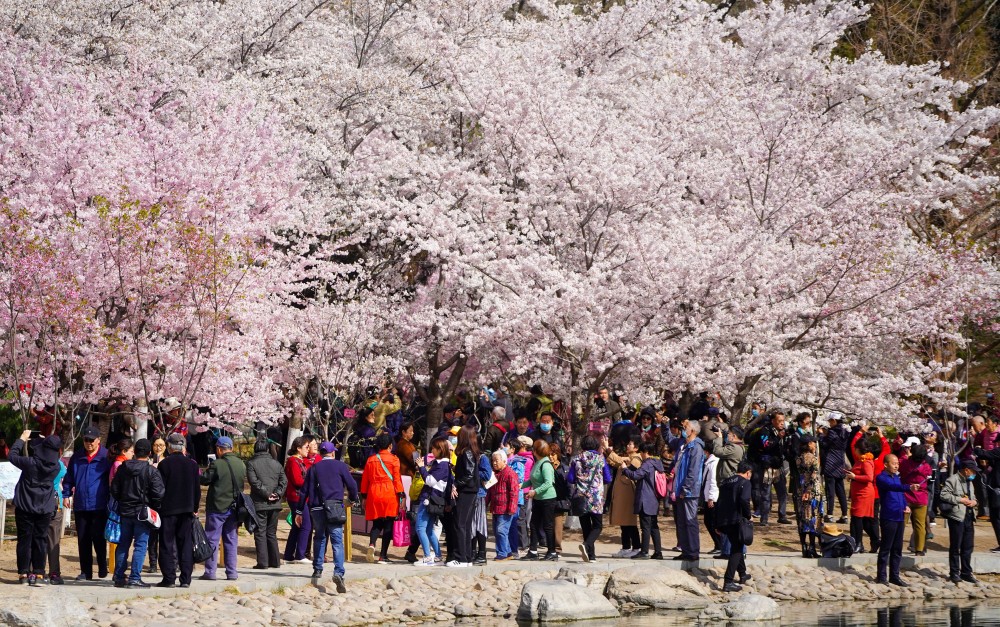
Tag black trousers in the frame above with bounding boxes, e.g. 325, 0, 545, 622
621, 525, 640, 550
851, 515, 880, 552
453, 492, 477, 563
639, 513, 662, 555
75, 509, 108, 577
159, 513, 194, 585
369, 516, 394, 559
579, 513, 602, 559
704, 506, 722, 550
529, 498, 556, 555
824, 475, 848, 517
46, 509, 63, 575
751, 463, 787, 523
877, 518, 904, 581
721, 525, 747, 583
253, 509, 281, 568
15, 510, 52, 575
442, 508, 457, 562
948, 514, 974, 579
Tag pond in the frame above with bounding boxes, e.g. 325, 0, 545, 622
457, 600, 1000, 626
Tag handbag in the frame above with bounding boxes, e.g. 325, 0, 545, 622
392, 513, 411, 547
738, 518, 755, 546
105, 497, 121, 544
191, 516, 213, 563
222, 456, 259, 533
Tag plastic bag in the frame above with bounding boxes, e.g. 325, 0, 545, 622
191, 516, 213, 564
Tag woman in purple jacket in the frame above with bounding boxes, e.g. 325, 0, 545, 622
899, 444, 932, 556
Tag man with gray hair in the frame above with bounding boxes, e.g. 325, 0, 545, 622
672, 421, 706, 561
156, 433, 200, 588
483, 406, 511, 453
487, 449, 519, 560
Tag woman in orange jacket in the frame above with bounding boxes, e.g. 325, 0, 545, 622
361, 434, 404, 564
847, 436, 884, 553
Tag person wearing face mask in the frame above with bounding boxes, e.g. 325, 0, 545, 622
530, 412, 559, 445
940, 460, 981, 584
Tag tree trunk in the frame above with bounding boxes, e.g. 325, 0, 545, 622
730, 375, 762, 428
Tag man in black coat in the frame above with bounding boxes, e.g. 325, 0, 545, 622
820, 413, 851, 523
156, 433, 201, 588
716, 460, 753, 592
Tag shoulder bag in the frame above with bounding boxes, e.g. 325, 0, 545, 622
314, 463, 348, 525
222, 456, 259, 533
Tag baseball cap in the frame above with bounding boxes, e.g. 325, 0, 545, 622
133, 438, 152, 457
166, 433, 186, 447
516, 435, 534, 448
82, 425, 100, 440
902, 436, 921, 448
215, 436, 234, 449
319, 441, 336, 455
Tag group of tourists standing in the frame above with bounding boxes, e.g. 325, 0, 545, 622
6, 385, 998, 595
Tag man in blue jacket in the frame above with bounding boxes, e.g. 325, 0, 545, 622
62, 425, 111, 581
875, 454, 919, 586
300, 441, 358, 593
672, 422, 705, 561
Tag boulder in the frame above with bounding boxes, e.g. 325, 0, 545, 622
605, 566, 713, 609
517, 580, 620, 622
554, 567, 612, 592
710, 594, 780, 621
0, 592, 91, 627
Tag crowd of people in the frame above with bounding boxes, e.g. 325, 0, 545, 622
6, 384, 1000, 595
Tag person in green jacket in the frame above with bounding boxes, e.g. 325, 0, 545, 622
520, 440, 558, 561
199, 436, 246, 581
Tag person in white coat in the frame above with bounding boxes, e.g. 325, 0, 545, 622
703, 453, 721, 554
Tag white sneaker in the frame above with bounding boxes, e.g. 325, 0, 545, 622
415, 557, 436, 567
285, 558, 310, 565
445, 561, 470, 568
612, 549, 629, 558
366, 545, 376, 564
627, 549, 642, 557
578, 544, 590, 563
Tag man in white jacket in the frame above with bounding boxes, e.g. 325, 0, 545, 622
703, 452, 721, 554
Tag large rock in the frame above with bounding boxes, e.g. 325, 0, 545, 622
554, 567, 611, 592
517, 580, 620, 622
0, 592, 91, 627
701, 594, 780, 622
605, 566, 713, 609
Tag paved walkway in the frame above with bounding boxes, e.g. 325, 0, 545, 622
9, 543, 1000, 606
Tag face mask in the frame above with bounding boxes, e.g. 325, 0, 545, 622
448, 437, 458, 447
751, 410, 759, 418
540, 423, 552, 434
643, 425, 652, 432
969, 473, 977, 481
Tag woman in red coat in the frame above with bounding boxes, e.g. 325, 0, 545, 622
283, 437, 312, 563
361, 434, 404, 564
847, 437, 880, 553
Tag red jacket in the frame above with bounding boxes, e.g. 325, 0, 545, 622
284, 456, 309, 505
487, 465, 519, 515
849, 456, 876, 517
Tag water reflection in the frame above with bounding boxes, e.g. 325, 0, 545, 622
459, 600, 1000, 627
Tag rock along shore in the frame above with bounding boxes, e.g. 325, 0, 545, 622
78, 560, 1000, 626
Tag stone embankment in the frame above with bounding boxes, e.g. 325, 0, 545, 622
80, 562, 1000, 626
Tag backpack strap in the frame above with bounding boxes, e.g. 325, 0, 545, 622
376, 454, 394, 483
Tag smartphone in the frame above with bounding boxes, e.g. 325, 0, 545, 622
412, 451, 420, 463
29, 430, 41, 439
207, 453, 217, 463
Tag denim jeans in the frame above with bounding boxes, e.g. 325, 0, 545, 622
415, 503, 441, 559
493, 513, 515, 558
114, 517, 151, 583
311, 510, 345, 577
